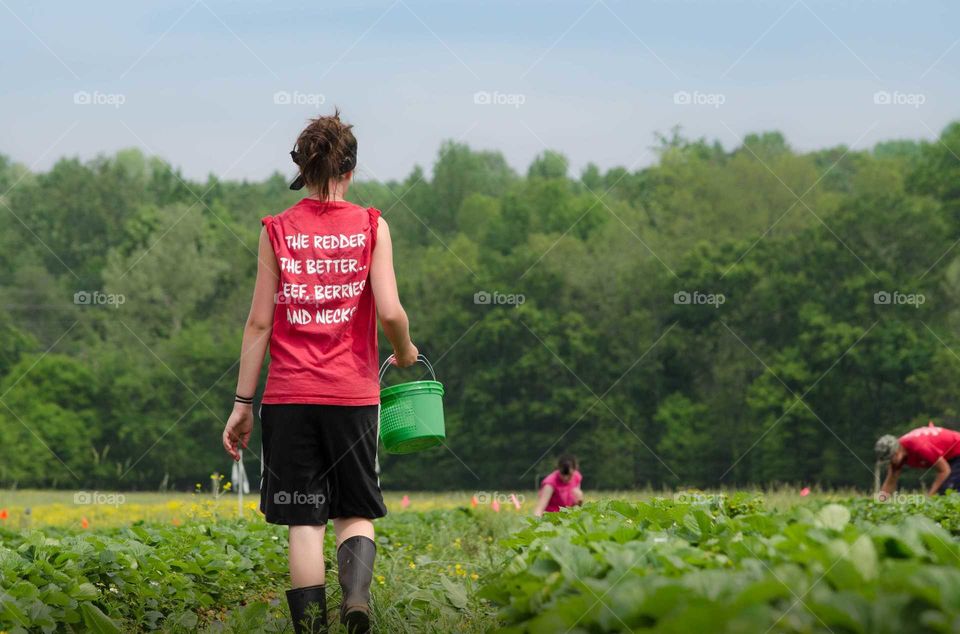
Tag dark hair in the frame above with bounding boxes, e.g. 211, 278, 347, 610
558, 454, 578, 476
291, 109, 357, 201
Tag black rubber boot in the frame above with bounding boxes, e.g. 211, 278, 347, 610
337, 536, 376, 633
285, 584, 327, 634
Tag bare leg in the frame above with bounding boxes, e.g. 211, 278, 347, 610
288, 524, 327, 587
333, 516, 374, 547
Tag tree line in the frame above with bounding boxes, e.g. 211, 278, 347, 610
1, 122, 959, 491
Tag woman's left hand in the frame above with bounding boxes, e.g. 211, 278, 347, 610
223, 405, 253, 461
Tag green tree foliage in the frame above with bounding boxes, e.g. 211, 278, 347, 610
0, 355, 99, 487
1, 122, 959, 491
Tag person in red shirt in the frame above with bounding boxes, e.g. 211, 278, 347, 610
221, 110, 418, 634
876, 422, 960, 498
533, 454, 584, 517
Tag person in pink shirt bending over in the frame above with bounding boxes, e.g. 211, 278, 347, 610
533, 454, 584, 517
876, 422, 960, 498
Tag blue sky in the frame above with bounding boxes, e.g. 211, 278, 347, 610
2, 0, 957, 183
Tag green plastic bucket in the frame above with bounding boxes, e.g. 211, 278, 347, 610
378, 355, 446, 454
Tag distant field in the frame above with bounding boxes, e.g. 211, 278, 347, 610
0, 489, 522, 529
0, 488, 862, 529
0, 486, 860, 528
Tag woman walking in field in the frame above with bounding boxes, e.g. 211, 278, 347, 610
221, 110, 418, 633
533, 454, 584, 517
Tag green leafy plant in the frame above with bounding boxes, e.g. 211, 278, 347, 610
482, 496, 960, 633
0, 506, 514, 632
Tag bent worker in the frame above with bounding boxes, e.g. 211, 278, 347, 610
533, 454, 584, 517
875, 422, 960, 498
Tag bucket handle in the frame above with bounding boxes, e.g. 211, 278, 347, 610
379, 354, 436, 384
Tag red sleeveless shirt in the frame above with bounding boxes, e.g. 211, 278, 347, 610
260, 199, 381, 405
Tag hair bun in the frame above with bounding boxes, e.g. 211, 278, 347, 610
289, 108, 357, 197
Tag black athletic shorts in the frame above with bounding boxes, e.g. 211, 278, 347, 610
259, 404, 387, 525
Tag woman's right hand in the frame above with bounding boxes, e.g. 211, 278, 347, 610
393, 342, 419, 368
222, 405, 254, 461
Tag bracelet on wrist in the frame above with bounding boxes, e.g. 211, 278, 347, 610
234, 394, 254, 405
